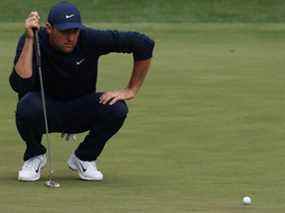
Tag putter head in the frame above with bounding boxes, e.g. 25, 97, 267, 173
45, 179, 60, 188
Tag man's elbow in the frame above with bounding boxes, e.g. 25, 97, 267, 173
144, 36, 155, 54
9, 68, 34, 95
9, 71, 21, 93
149, 38, 155, 50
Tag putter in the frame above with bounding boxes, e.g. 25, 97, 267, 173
33, 28, 60, 188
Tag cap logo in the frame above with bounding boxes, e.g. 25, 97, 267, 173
65, 14, 75, 19
48, 2, 83, 30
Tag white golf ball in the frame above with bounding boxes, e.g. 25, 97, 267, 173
242, 196, 252, 205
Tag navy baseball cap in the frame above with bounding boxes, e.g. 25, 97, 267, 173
48, 1, 83, 30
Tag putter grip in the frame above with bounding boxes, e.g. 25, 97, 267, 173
33, 28, 41, 68
32, 27, 38, 40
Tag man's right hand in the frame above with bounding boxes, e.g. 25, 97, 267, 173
25, 11, 40, 39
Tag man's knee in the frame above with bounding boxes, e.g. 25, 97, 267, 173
16, 92, 43, 124
108, 100, 128, 121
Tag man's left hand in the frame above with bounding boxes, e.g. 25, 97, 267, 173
99, 89, 135, 105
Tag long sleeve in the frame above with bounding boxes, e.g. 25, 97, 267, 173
9, 35, 37, 97
84, 28, 155, 61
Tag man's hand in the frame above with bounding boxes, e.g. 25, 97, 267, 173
99, 89, 135, 105
25, 11, 40, 39
99, 59, 151, 105
14, 11, 41, 79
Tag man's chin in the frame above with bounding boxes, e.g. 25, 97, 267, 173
61, 46, 74, 53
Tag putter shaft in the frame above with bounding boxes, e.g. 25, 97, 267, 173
33, 29, 56, 184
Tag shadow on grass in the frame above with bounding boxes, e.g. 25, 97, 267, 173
0, 172, 146, 189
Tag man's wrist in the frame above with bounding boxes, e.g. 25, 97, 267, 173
126, 87, 137, 97
24, 31, 34, 40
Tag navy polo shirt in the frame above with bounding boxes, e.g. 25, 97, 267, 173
9, 27, 155, 100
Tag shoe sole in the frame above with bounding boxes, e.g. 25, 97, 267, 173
68, 164, 103, 181
18, 175, 40, 181
78, 173, 103, 181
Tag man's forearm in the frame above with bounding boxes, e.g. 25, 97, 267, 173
15, 37, 34, 79
127, 59, 151, 95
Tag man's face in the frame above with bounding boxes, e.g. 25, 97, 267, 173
46, 23, 80, 53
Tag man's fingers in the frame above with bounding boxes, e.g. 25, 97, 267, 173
28, 13, 40, 25
99, 90, 132, 105
99, 93, 106, 103
29, 11, 40, 19
28, 17, 40, 26
102, 96, 114, 105
27, 11, 41, 29
99, 94, 107, 104
100, 92, 115, 105
109, 96, 121, 105
26, 16, 40, 32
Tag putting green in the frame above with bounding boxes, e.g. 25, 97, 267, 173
1, 23, 285, 212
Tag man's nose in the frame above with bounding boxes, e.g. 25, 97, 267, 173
66, 33, 76, 42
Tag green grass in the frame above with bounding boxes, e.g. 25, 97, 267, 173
1, 0, 285, 23
2, 22, 285, 212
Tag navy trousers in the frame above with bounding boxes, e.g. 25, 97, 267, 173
16, 92, 128, 161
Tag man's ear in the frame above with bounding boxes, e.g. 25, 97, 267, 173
46, 22, 52, 34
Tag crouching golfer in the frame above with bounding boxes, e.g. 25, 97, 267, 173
9, 1, 154, 181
